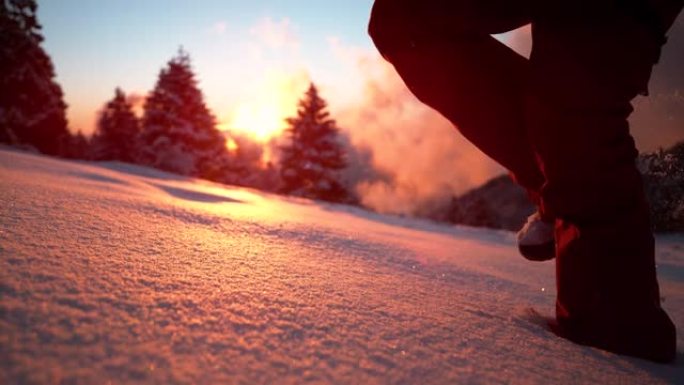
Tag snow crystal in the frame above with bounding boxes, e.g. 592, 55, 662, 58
1, 147, 683, 384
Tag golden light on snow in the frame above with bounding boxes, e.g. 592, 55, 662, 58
222, 71, 309, 142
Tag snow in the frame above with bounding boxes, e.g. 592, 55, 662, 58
1, 147, 683, 384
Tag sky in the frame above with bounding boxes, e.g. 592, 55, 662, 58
36, 1, 684, 215
38, 0, 375, 137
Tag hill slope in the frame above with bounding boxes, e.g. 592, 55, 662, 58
1, 148, 683, 384
446, 174, 535, 231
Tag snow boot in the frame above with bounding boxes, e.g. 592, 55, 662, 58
553, 302, 676, 363
517, 211, 555, 261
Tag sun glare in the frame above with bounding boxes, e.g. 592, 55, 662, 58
230, 103, 284, 141
221, 71, 308, 143
226, 137, 239, 152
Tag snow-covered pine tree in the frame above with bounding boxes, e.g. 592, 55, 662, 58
638, 141, 684, 232
62, 130, 89, 160
279, 83, 349, 202
138, 49, 230, 178
0, 0, 69, 155
91, 88, 139, 162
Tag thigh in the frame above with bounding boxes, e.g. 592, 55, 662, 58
524, 4, 673, 218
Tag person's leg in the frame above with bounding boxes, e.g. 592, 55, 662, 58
368, 0, 545, 193
527, 2, 681, 362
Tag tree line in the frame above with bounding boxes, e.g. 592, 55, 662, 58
1, 0, 352, 203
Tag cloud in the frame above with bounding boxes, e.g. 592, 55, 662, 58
249, 17, 299, 52
241, 17, 304, 70
328, 36, 368, 63
328, 41, 502, 216
212, 21, 228, 35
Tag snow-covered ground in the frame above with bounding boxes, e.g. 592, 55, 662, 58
1, 148, 683, 384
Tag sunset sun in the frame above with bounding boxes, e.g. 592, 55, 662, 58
228, 102, 285, 141
221, 71, 307, 142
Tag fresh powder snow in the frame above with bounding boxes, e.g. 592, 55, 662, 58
1, 147, 683, 384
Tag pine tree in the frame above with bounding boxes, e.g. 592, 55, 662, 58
279, 83, 349, 202
638, 141, 684, 232
62, 130, 89, 160
91, 88, 139, 162
138, 49, 230, 178
0, 0, 69, 155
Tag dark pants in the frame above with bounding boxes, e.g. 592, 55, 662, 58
369, 0, 682, 362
